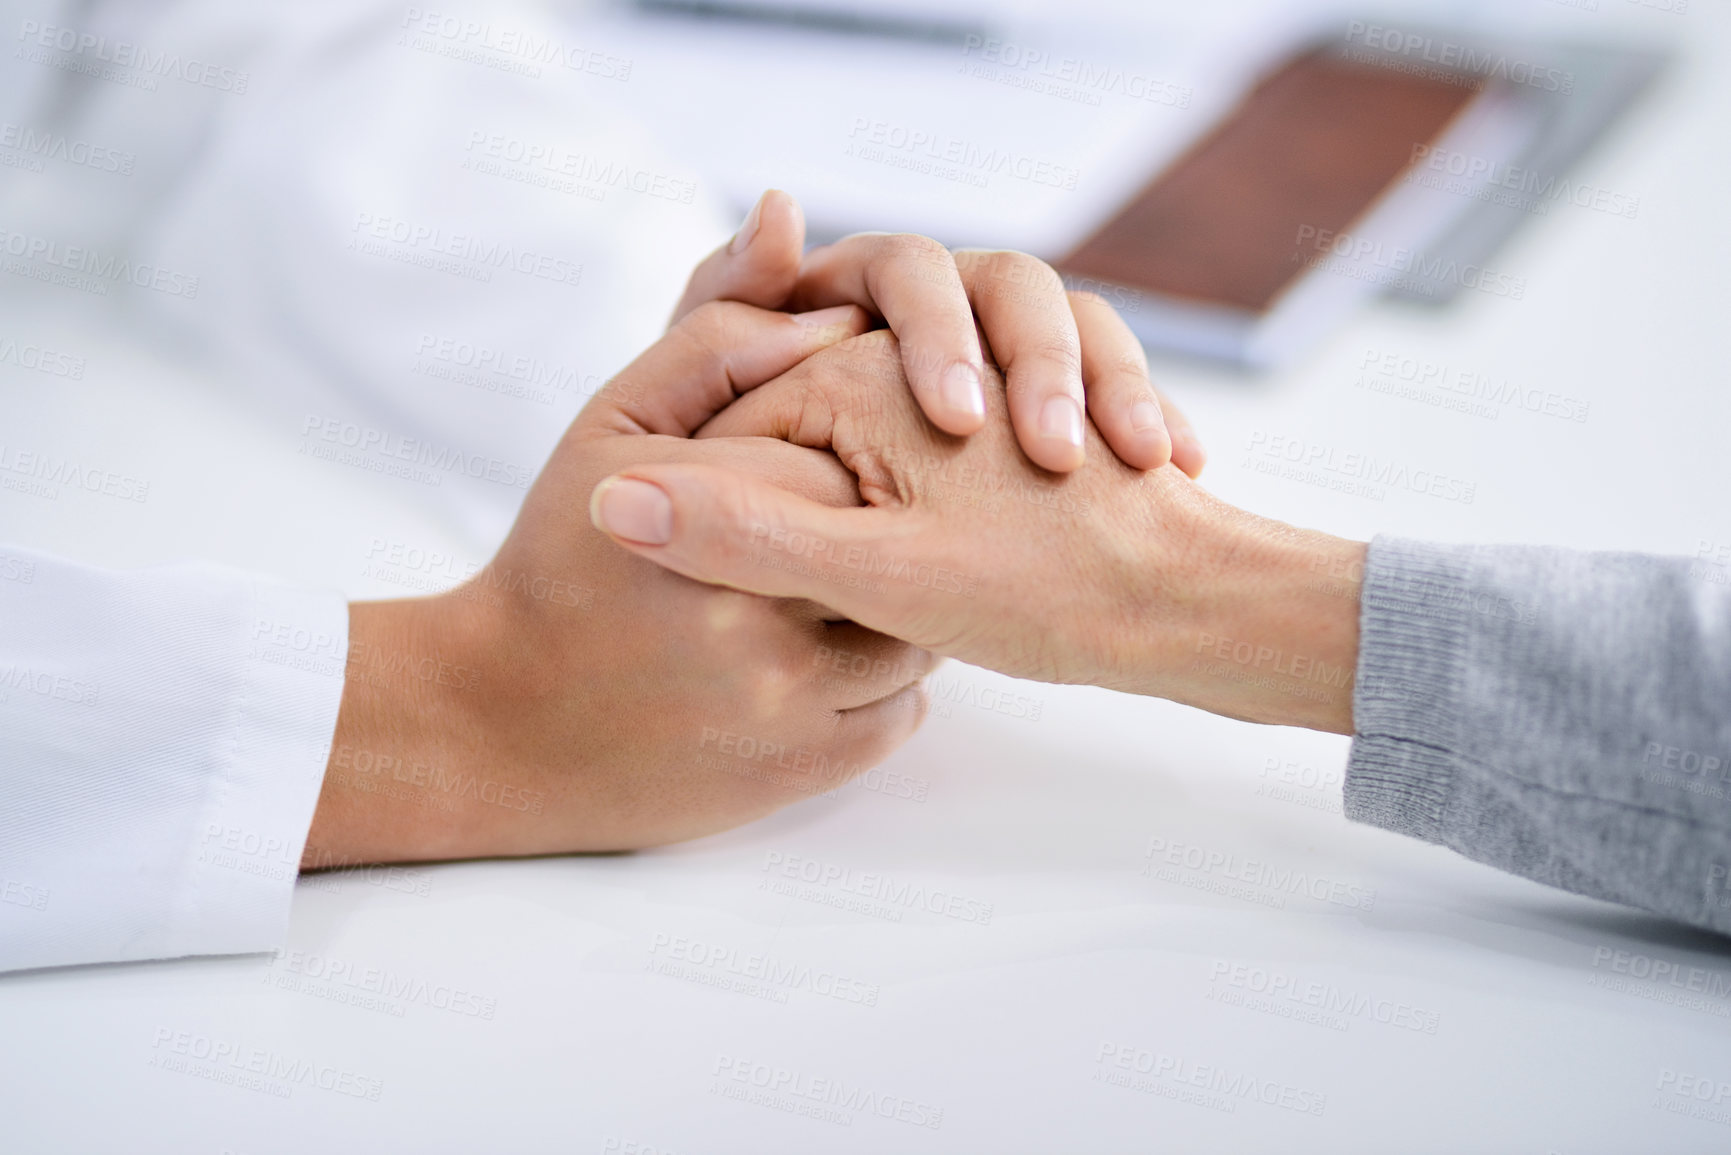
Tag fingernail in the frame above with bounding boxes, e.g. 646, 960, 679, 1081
1130, 400, 1162, 433
940, 362, 985, 419
1039, 395, 1084, 447
727, 193, 766, 255
591, 477, 672, 545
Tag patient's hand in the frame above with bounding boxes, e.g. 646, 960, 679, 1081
591, 330, 1366, 735
303, 304, 931, 867
673, 190, 1204, 477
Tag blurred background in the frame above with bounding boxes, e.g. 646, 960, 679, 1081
3, 0, 1717, 568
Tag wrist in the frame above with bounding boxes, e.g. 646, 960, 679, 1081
1125, 481, 1365, 733
302, 596, 496, 869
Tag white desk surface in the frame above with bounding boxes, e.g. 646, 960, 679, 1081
2, 1, 1730, 1152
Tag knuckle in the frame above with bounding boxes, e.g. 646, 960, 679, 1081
680, 298, 739, 336
1007, 250, 1064, 284
1030, 335, 1083, 376
841, 326, 900, 355
950, 247, 991, 276
703, 481, 765, 572
884, 232, 953, 270
672, 301, 742, 366
887, 232, 949, 258
823, 329, 904, 391
862, 692, 927, 757
759, 639, 815, 700
997, 251, 1064, 292
1111, 350, 1152, 385
963, 249, 1064, 307
799, 303, 870, 341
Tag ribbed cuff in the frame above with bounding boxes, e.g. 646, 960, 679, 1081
1344, 537, 1475, 843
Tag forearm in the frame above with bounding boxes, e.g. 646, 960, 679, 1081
303, 598, 500, 870
1124, 491, 1365, 734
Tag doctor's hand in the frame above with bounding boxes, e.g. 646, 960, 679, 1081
673, 189, 1205, 478
590, 330, 1366, 736
303, 303, 932, 869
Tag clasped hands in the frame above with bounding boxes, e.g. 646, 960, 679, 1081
305, 191, 1363, 870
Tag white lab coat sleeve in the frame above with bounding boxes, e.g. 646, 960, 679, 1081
0, 545, 346, 972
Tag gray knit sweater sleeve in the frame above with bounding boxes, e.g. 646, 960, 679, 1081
1346, 536, 1731, 934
